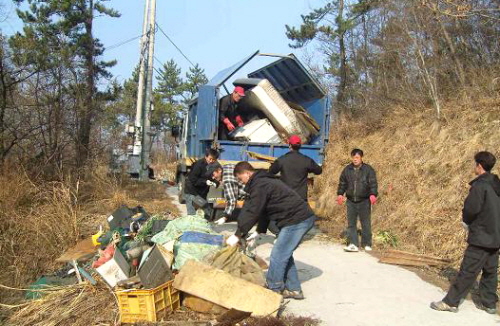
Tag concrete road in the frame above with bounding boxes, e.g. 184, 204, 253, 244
167, 186, 500, 326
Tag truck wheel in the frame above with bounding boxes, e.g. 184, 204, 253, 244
178, 173, 186, 204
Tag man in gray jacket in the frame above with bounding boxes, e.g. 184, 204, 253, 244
337, 148, 378, 252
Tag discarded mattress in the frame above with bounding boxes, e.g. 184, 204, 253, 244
230, 118, 281, 143
235, 78, 319, 143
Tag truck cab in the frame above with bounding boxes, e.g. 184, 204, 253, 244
176, 51, 331, 206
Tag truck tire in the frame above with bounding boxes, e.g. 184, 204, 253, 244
178, 173, 186, 204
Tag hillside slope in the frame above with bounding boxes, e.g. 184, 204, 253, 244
315, 98, 500, 263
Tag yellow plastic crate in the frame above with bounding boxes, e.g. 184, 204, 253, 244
116, 280, 180, 323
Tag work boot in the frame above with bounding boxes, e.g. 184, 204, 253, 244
430, 301, 458, 313
344, 244, 359, 252
282, 289, 305, 300
476, 303, 497, 315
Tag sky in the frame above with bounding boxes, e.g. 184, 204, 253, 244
1, 0, 323, 89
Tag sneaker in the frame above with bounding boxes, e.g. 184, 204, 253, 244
282, 289, 305, 300
430, 301, 458, 313
364, 246, 372, 251
476, 303, 497, 315
344, 244, 359, 252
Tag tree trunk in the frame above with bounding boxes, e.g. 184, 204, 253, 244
336, 0, 348, 113
78, 0, 95, 169
0, 43, 9, 162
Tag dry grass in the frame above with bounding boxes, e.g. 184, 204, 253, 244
314, 97, 500, 265
150, 149, 177, 183
243, 315, 321, 326
0, 164, 178, 323
7, 282, 118, 326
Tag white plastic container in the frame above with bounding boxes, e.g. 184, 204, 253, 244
231, 119, 281, 143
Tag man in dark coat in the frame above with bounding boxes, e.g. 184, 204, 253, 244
337, 148, 378, 252
269, 135, 323, 201
226, 162, 316, 300
184, 148, 219, 215
218, 86, 246, 140
431, 151, 500, 314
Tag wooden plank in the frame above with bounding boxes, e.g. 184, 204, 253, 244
56, 238, 97, 263
173, 260, 282, 317
384, 250, 450, 263
246, 151, 277, 163
379, 257, 440, 267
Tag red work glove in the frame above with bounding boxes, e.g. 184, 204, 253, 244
336, 195, 345, 206
223, 118, 236, 131
235, 115, 244, 127
369, 195, 377, 205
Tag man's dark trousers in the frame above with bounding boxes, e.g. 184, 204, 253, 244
443, 245, 499, 308
346, 199, 372, 247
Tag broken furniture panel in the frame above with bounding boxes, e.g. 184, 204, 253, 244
173, 260, 282, 317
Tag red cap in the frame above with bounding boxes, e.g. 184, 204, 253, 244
234, 86, 245, 97
288, 135, 301, 145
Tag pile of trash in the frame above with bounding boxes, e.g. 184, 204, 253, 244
14, 205, 283, 325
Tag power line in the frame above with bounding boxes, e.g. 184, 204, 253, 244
107, 33, 147, 51
155, 23, 196, 68
153, 56, 164, 67
153, 66, 163, 76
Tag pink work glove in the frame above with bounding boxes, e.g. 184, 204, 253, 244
336, 195, 345, 205
223, 118, 235, 131
369, 195, 377, 205
235, 115, 244, 127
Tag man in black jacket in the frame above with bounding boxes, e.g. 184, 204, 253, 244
337, 148, 378, 252
269, 135, 322, 201
218, 86, 245, 140
184, 148, 220, 215
431, 151, 500, 314
226, 162, 316, 300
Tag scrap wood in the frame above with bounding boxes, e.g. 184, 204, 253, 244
55, 238, 97, 263
379, 249, 450, 267
216, 308, 252, 326
246, 151, 277, 163
173, 260, 282, 317
384, 249, 450, 262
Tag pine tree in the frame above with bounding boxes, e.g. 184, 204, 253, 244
154, 60, 184, 129
11, 0, 120, 168
285, 0, 378, 113
184, 63, 208, 101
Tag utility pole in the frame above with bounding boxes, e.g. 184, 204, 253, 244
129, 0, 156, 180
141, 0, 157, 180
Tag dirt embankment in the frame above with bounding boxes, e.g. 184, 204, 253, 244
314, 97, 500, 265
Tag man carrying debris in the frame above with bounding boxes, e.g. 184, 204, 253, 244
431, 151, 500, 315
184, 148, 220, 215
226, 162, 316, 299
337, 148, 378, 252
218, 86, 246, 140
208, 163, 247, 225
269, 135, 322, 201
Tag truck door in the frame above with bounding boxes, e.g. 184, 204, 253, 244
196, 51, 260, 141
196, 85, 219, 140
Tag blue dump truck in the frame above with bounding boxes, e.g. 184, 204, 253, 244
176, 51, 331, 208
